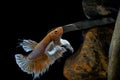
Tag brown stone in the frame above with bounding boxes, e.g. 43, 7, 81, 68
64, 26, 114, 80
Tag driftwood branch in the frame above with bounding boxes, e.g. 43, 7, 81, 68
108, 9, 120, 80
63, 17, 115, 33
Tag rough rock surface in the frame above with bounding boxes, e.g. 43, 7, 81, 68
64, 26, 114, 80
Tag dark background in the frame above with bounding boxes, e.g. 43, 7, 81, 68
2, 1, 85, 80
2, 0, 119, 80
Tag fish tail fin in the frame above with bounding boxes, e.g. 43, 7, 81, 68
15, 53, 51, 79
15, 54, 33, 74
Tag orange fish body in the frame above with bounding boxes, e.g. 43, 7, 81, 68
27, 27, 63, 60
15, 27, 73, 79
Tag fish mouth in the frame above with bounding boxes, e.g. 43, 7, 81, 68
57, 27, 63, 36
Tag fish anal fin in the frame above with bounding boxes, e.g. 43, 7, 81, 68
33, 54, 50, 72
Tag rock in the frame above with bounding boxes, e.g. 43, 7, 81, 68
64, 26, 113, 80
82, 0, 112, 19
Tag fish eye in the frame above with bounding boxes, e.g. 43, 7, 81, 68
54, 30, 58, 34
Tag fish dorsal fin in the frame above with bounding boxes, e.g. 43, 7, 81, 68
20, 39, 38, 52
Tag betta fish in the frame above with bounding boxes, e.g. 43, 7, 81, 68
15, 27, 74, 80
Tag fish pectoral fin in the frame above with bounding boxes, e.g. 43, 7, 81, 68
60, 39, 74, 53
47, 45, 66, 55
20, 39, 38, 52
